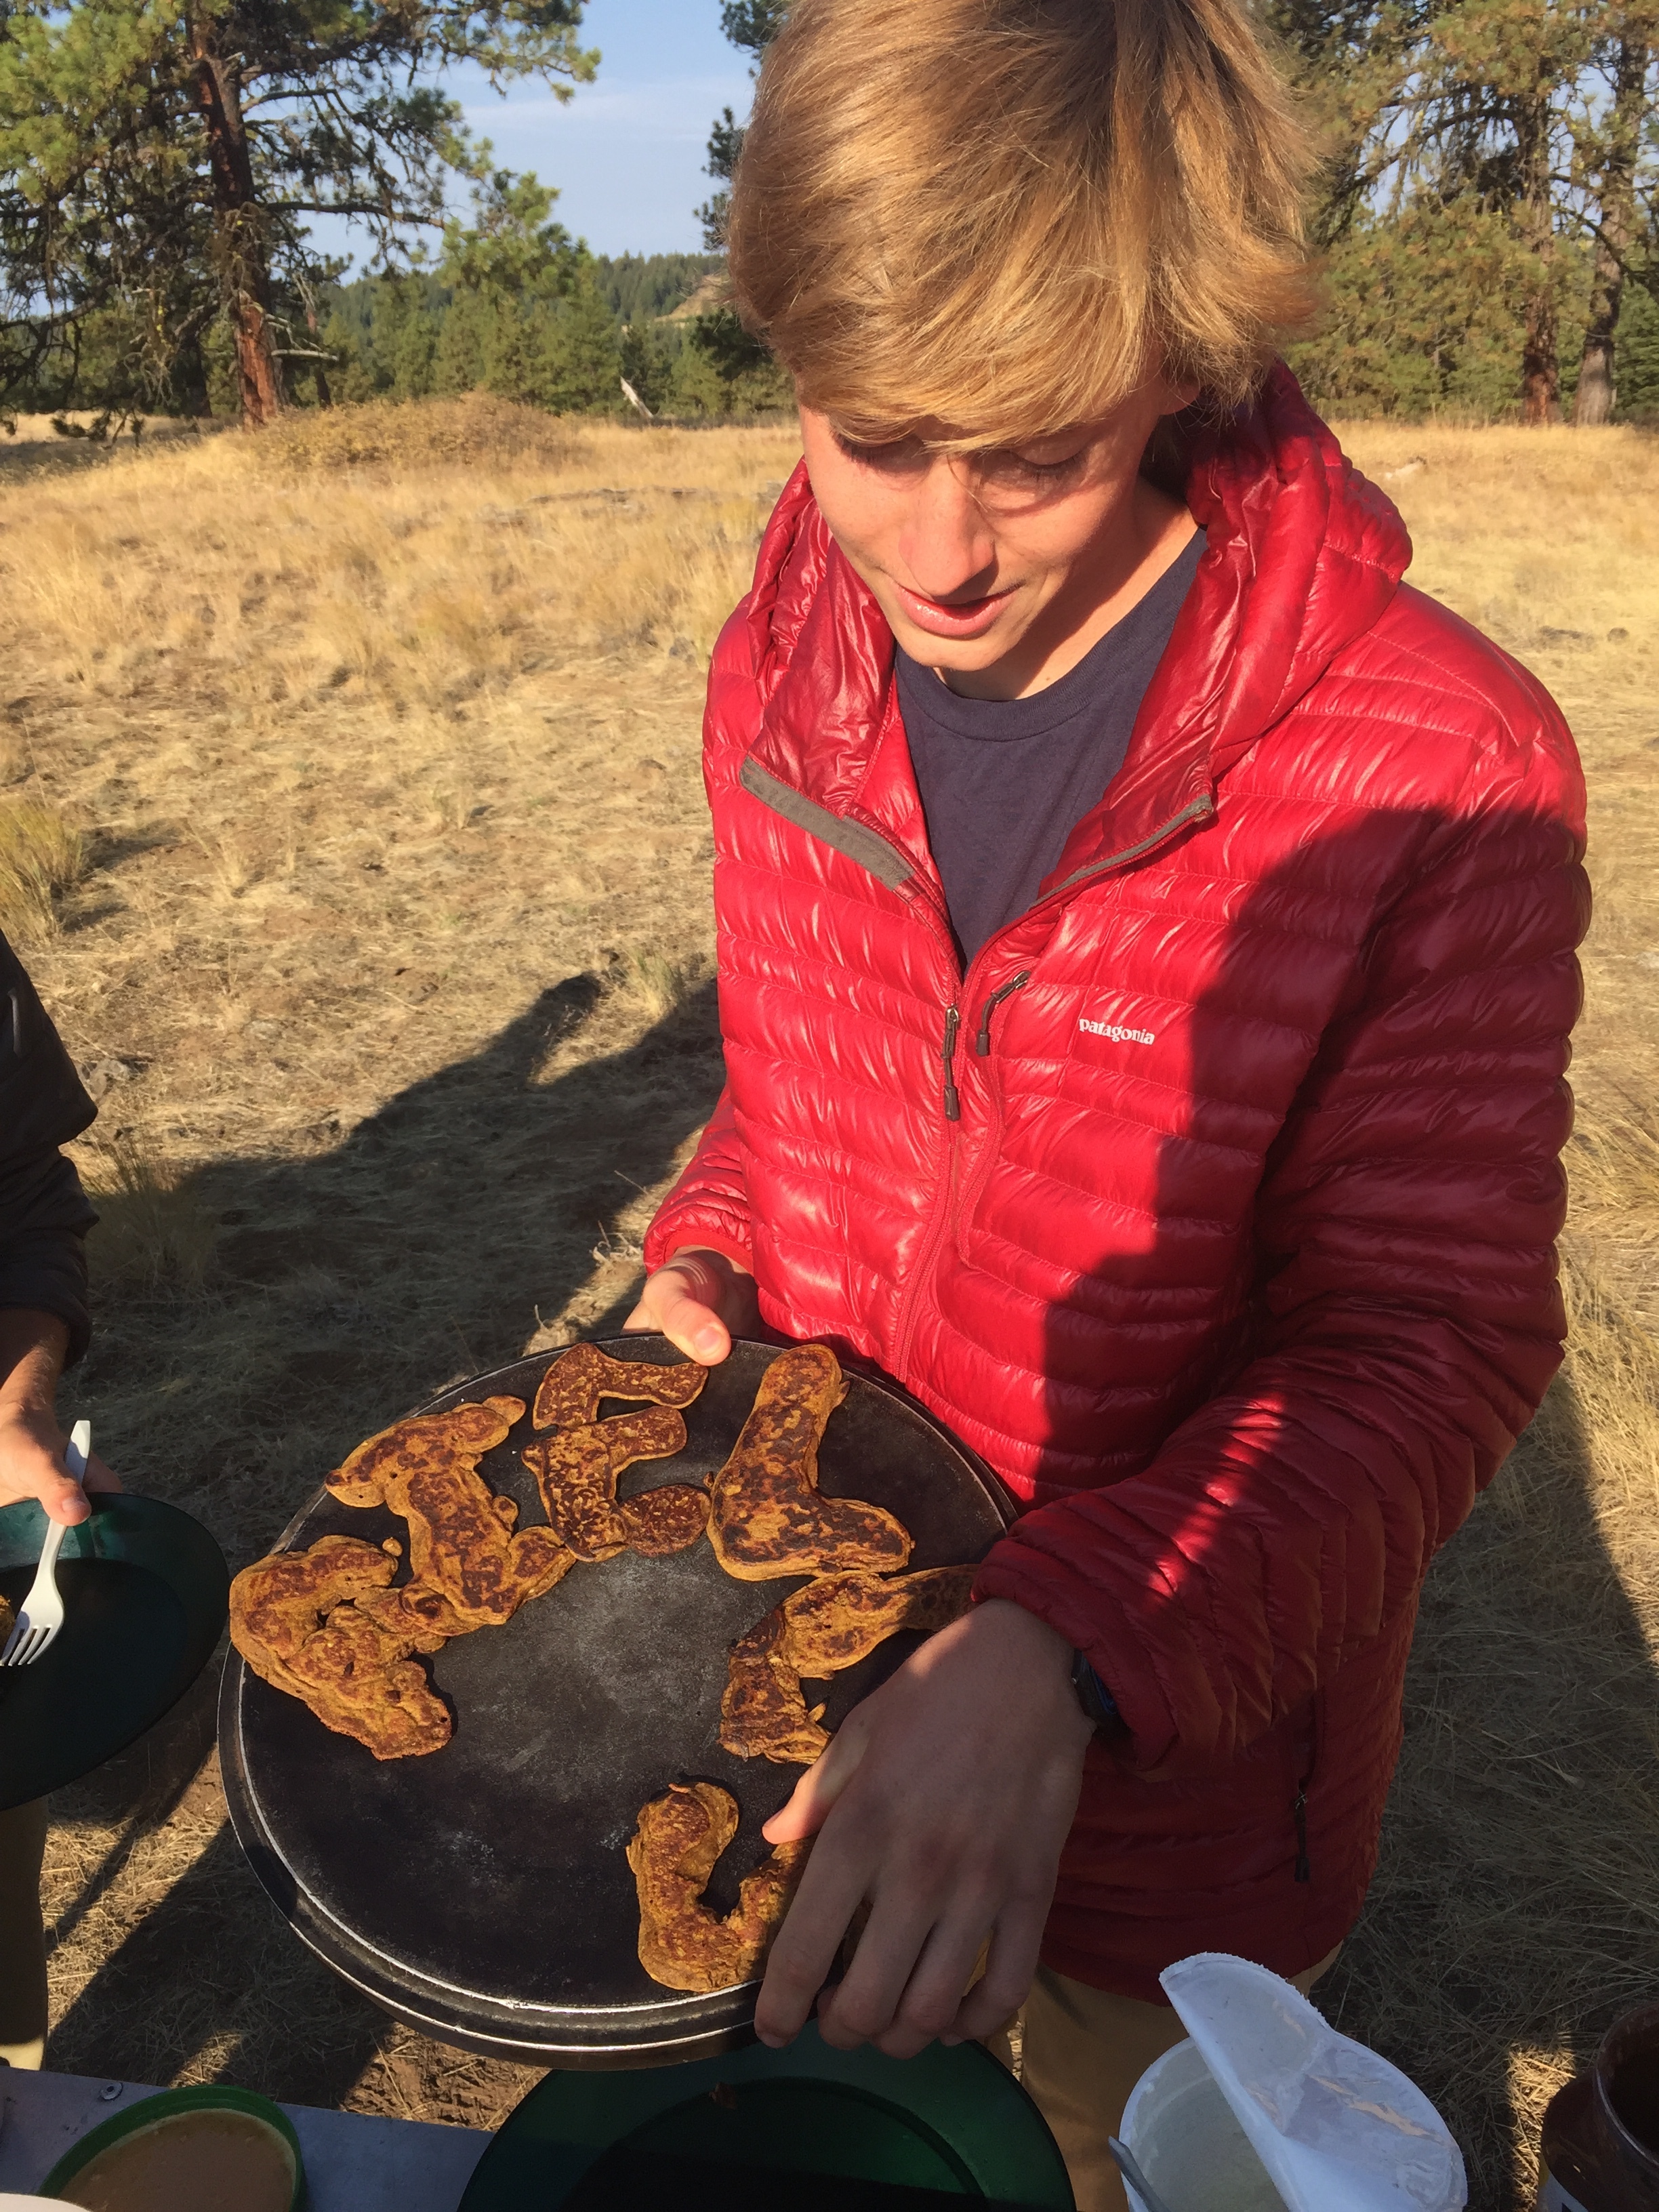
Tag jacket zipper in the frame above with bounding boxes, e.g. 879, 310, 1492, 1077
1292, 1698, 1321, 1883
975, 971, 1031, 1055
940, 1005, 962, 1120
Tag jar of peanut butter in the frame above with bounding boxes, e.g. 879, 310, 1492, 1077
1537, 2005, 1659, 2211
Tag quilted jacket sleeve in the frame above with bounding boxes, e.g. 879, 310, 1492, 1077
975, 777, 1589, 1778
0, 930, 98, 1364
642, 1086, 754, 1275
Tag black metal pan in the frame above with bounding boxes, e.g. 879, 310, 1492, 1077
219, 1336, 1013, 2069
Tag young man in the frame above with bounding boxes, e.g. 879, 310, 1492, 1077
628, 0, 1586, 2199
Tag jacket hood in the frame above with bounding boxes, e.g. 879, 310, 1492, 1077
743, 367, 1413, 873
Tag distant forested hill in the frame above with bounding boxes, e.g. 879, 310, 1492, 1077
309, 249, 787, 421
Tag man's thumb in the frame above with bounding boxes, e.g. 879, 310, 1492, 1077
762, 1724, 865, 1845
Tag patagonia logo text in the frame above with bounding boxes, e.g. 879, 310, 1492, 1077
1079, 1018, 1156, 1045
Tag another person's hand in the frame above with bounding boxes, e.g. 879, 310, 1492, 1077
623, 1246, 760, 1366
755, 1597, 1095, 2060
0, 1309, 120, 1525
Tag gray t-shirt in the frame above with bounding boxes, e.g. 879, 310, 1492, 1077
895, 530, 1203, 965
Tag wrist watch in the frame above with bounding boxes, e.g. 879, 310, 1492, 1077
1071, 1649, 1121, 1732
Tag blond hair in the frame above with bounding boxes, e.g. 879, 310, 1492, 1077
727, 0, 1317, 444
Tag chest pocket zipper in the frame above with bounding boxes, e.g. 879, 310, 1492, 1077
975, 972, 1031, 1055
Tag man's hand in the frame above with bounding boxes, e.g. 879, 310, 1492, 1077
623, 1246, 760, 1366
754, 1598, 1095, 2059
0, 1309, 121, 1525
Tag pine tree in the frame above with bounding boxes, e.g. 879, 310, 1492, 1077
697, 1, 789, 248
0, 0, 596, 426
1570, 19, 1657, 422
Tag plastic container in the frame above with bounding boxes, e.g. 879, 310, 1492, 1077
1120, 1953, 1465, 2212
1121, 2037, 1285, 2212
1536, 2004, 1659, 2211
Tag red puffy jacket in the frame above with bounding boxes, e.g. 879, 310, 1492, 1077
644, 367, 1588, 1998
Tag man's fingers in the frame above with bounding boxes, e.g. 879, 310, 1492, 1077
658, 1282, 731, 1364
754, 1830, 876, 2048
623, 1265, 732, 1364
815, 1885, 949, 2054
941, 1896, 1049, 2045
39, 1468, 90, 1526
80, 1449, 121, 1497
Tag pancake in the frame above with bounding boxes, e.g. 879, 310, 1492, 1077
781, 1563, 978, 1676
718, 1608, 830, 1765
533, 1341, 708, 1430
229, 1536, 453, 1759
325, 1395, 572, 1629
626, 1780, 809, 1994
717, 1564, 975, 1765
707, 1345, 912, 1580
522, 1406, 689, 1561
619, 1482, 711, 1556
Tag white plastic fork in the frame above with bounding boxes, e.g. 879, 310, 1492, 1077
1, 1418, 91, 1666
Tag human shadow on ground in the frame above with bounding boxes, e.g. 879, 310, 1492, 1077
49, 969, 727, 2106
1033, 805, 1651, 2210
1320, 1368, 1659, 2211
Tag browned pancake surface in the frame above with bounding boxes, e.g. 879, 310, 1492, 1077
626, 1781, 808, 1994
230, 1536, 452, 1759
523, 1406, 687, 1561
325, 1395, 571, 1629
719, 1610, 830, 1764
718, 1565, 975, 1765
621, 1483, 710, 1556
782, 1565, 977, 1677
532, 1343, 708, 1431
708, 1346, 912, 1580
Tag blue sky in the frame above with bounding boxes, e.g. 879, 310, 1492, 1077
315, 1, 753, 271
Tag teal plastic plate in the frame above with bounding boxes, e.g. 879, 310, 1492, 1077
459, 2026, 1076, 2209
0, 1492, 229, 1810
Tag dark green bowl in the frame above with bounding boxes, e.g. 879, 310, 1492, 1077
460, 2024, 1076, 2209
38, 2081, 304, 2207
0, 1491, 229, 1810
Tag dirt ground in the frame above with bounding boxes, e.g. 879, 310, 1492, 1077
2, 403, 1655, 2203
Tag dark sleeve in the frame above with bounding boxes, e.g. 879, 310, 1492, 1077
0, 931, 98, 1364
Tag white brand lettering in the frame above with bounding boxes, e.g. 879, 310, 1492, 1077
1079, 1018, 1157, 1045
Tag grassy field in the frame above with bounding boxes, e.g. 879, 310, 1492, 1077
3, 401, 1654, 2203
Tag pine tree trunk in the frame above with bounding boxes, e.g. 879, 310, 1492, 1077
1573, 35, 1647, 428
192, 34, 283, 429
1516, 86, 1561, 426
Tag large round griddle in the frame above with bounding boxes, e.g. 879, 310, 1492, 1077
220, 1336, 1012, 2068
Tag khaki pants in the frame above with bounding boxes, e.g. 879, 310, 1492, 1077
990, 1947, 1339, 2212
0, 1796, 47, 2068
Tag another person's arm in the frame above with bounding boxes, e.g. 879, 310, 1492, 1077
0, 930, 117, 1522
0, 1308, 118, 1523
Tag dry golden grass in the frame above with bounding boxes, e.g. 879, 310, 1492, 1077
4, 403, 1654, 2203
0, 800, 87, 942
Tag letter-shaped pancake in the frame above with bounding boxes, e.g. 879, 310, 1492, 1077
230, 1536, 453, 1759
626, 1781, 808, 1994
326, 1395, 572, 1629
707, 1345, 912, 1580
719, 1609, 829, 1765
781, 1565, 977, 1677
522, 1406, 689, 1561
532, 1342, 707, 1431
718, 1565, 975, 1765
